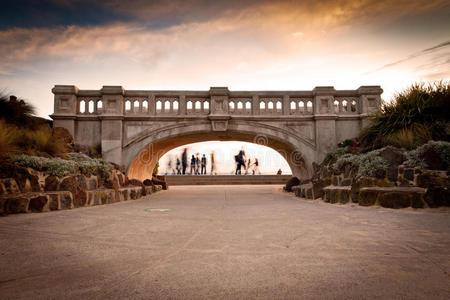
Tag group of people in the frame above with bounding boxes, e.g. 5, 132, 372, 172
165, 147, 262, 175
234, 148, 260, 175
166, 149, 217, 175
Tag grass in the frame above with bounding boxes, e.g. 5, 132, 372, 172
360, 81, 450, 149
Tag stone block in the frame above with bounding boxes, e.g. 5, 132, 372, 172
5, 196, 29, 214
386, 167, 398, 182
48, 193, 60, 211
44, 176, 60, 191
59, 176, 87, 208
378, 192, 411, 209
29, 195, 49, 212
404, 169, 414, 181
60, 192, 73, 210
358, 190, 377, 206
0, 178, 20, 194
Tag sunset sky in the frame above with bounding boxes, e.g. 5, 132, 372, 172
1, 0, 449, 173
1, 0, 449, 118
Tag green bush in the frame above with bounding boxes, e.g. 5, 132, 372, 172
404, 141, 450, 169
331, 148, 390, 177
361, 81, 450, 149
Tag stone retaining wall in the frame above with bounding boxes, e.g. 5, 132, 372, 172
291, 163, 449, 209
0, 163, 164, 216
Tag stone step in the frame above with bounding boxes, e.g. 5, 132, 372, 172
165, 175, 291, 185
322, 186, 353, 204
359, 187, 427, 208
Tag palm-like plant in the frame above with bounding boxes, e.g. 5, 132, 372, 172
0, 93, 38, 129
361, 81, 450, 149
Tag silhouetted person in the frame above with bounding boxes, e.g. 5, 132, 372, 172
245, 158, 251, 175
277, 169, 282, 175
176, 157, 181, 175
201, 154, 207, 175
235, 147, 246, 175
190, 154, 195, 175
195, 154, 200, 175
253, 158, 260, 175
182, 148, 188, 175
210, 151, 216, 175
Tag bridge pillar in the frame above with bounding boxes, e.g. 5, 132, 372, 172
100, 86, 125, 166
51, 85, 79, 137
313, 87, 337, 162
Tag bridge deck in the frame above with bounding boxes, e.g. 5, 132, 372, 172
165, 174, 292, 185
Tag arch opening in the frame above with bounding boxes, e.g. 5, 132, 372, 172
126, 129, 310, 181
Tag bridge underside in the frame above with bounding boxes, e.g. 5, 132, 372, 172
126, 130, 307, 181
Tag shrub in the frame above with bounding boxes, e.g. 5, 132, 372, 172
0, 120, 18, 160
14, 125, 67, 157
361, 81, 450, 149
10, 153, 113, 179
404, 141, 450, 169
10, 154, 77, 177
325, 146, 348, 164
331, 148, 390, 177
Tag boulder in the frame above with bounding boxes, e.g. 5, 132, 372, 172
53, 127, 74, 150
153, 175, 168, 190
44, 175, 60, 191
143, 179, 154, 187
0, 178, 20, 194
29, 195, 48, 212
423, 147, 447, 170
0, 163, 40, 193
378, 192, 411, 209
59, 176, 87, 208
5, 196, 29, 214
129, 179, 146, 195
358, 189, 377, 206
284, 177, 300, 192
378, 146, 406, 166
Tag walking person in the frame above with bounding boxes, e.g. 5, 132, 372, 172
182, 148, 188, 175
210, 151, 216, 175
190, 154, 195, 175
176, 157, 181, 175
195, 154, 200, 175
201, 154, 207, 175
235, 147, 246, 175
245, 158, 251, 175
253, 158, 261, 175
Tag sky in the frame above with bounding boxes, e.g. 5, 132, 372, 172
1, 0, 449, 173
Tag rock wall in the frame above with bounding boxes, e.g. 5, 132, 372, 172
290, 153, 450, 209
0, 163, 164, 216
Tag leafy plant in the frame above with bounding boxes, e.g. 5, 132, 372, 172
361, 81, 450, 149
404, 140, 450, 169
331, 148, 390, 177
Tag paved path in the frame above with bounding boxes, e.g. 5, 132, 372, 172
0, 186, 449, 299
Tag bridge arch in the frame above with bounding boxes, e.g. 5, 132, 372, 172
124, 121, 314, 181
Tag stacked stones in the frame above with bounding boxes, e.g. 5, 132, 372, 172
0, 163, 165, 216
291, 147, 450, 209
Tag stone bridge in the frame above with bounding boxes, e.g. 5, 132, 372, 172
51, 85, 382, 180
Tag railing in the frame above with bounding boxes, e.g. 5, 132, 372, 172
72, 93, 373, 117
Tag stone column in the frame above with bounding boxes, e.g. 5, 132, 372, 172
313, 87, 337, 162
282, 95, 290, 115
51, 85, 79, 138
208, 87, 230, 131
100, 86, 125, 166
358, 86, 383, 128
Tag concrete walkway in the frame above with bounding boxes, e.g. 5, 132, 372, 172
0, 186, 449, 299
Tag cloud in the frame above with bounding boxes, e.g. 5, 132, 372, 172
364, 40, 450, 74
